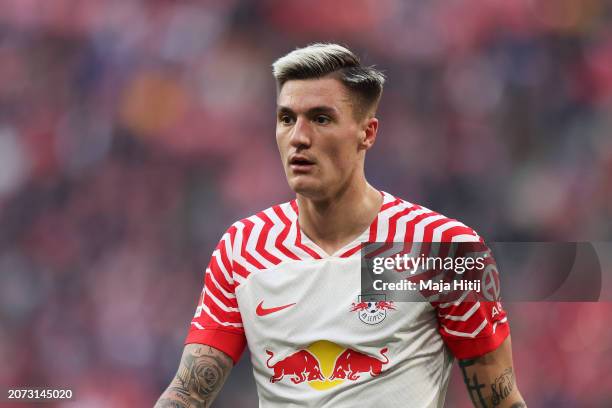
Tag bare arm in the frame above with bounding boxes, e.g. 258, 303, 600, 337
154, 343, 233, 408
459, 336, 526, 408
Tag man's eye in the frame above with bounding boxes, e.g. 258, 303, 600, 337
279, 115, 293, 125
314, 115, 330, 124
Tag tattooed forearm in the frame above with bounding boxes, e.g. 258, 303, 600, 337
156, 387, 197, 408
155, 399, 189, 408
491, 368, 514, 405
458, 336, 526, 408
174, 346, 229, 398
459, 359, 487, 407
459, 359, 524, 408
154, 344, 233, 408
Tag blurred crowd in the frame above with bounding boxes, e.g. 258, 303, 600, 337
0, 0, 611, 406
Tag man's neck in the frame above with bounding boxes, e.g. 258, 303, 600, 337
296, 182, 383, 256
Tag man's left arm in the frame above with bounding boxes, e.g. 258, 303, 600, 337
458, 335, 526, 408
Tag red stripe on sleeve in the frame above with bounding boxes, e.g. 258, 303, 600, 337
185, 328, 246, 365
442, 321, 510, 360
208, 256, 233, 294
204, 273, 238, 309
203, 296, 242, 323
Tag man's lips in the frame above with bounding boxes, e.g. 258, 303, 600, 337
288, 155, 315, 172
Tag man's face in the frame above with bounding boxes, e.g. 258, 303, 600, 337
276, 77, 375, 200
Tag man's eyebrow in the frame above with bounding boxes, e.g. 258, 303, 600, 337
307, 106, 337, 115
277, 106, 293, 115
276, 105, 338, 115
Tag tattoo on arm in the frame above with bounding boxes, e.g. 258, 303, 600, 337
155, 344, 233, 408
459, 359, 488, 407
490, 368, 514, 405
155, 401, 189, 408
459, 360, 519, 408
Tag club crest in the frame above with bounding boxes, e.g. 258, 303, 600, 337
351, 294, 395, 325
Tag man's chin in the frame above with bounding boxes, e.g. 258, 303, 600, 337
288, 178, 325, 199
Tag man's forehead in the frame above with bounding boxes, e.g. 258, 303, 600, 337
277, 77, 350, 111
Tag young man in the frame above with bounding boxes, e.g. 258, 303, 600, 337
155, 44, 526, 408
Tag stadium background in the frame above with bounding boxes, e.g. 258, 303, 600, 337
0, 0, 611, 406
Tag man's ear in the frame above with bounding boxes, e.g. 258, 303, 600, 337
360, 117, 378, 150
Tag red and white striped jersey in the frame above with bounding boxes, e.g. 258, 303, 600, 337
185, 191, 509, 408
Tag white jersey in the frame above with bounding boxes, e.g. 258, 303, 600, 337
185, 191, 509, 407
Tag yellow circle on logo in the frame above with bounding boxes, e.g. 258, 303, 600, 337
306, 340, 345, 390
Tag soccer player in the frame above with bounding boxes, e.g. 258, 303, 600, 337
155, 44, 526, 408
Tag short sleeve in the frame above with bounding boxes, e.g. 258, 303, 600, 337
434, 240, 510, 359
185, 226, 247, 364
436, 299, 509, 359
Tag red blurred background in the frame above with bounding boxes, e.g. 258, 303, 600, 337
0, 0, 611, 406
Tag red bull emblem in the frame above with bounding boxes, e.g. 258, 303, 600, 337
329, 347, 389, 381
265, 341, 391, 390
266, 349, 324, 384
351, 294, 395, 325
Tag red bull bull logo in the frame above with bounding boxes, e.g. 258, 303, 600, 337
265, 349, 324, 384
265, 341, 390, 390
329, 347, 389, 381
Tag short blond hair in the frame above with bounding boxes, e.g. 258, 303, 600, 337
272, 43, 385, 118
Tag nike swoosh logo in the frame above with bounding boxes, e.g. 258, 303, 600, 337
256, 301, 296, 316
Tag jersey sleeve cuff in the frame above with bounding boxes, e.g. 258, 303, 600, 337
185, 328, 247, 365
445, 323, 510, 360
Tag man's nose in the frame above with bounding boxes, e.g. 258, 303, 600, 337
289, 117, 312, 148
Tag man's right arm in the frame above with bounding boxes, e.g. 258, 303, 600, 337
155, 343, 233, 408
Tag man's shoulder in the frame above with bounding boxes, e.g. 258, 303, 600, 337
236, 200, 295, 226
381, 192, 483, 243
220, 200, 296, 240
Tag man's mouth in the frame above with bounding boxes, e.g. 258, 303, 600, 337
289, 155, 315, 172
